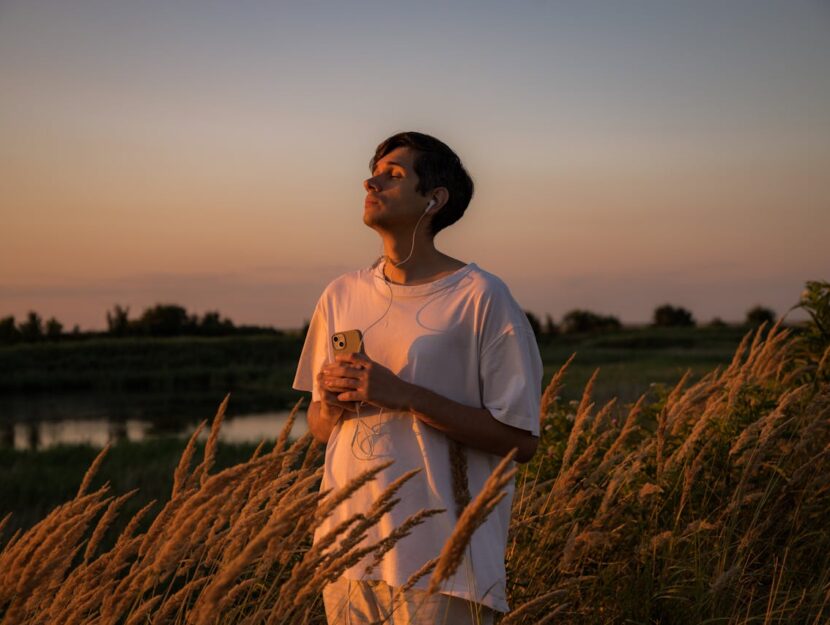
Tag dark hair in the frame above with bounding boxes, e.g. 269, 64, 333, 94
369, 131, 474, 237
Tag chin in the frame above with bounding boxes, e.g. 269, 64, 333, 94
363, 209, 387, 228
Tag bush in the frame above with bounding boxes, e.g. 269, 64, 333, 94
561, 309, 621, 334
745, 305, 776, 327
653, 304, 695, 327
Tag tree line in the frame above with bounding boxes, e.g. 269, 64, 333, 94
0, 302, 778, 346
0, 304, 282, 345
523, 303, 778, 340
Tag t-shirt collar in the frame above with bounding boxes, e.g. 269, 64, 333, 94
371, 257, 476, 297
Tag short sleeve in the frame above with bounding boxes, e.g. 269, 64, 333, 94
479, 321, 543, 437
292, 296, 332, 403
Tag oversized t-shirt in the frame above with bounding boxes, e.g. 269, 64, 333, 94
292, 258, 543, 613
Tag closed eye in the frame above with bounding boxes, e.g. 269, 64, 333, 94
373, 168, 403, 178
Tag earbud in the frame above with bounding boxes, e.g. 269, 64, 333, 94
425, 199, 435, 214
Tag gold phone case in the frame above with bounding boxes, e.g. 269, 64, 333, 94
331, 329, 364, 358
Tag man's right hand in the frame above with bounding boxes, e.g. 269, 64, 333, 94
307, 372, 361, 444
317, 370, 360, 415
320, 387, 359, 416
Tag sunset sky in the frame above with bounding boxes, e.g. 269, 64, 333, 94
1, 0, 828, 330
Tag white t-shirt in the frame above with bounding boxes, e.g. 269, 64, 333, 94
292, 258, 543, 613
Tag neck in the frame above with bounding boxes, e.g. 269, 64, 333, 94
380, 234, 444, 285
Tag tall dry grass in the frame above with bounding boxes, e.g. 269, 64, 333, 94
506, 314, 830, 624
1, 282, 828, 624
0, 393, 514, 624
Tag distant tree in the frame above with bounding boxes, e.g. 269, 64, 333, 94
0, 316, 21, 345
199, 311, 235, 336
544, 313, 560, 338
106, 304, 131, 336
745, 305, 776, 327
301, 319, 310, 340
524, 311, 542, 340
653, 304, 696, 327
18, 311, 44, 342
187, 314, 199, 334
708, 316, 728, 328
561, 309, 622, 334
136, 304, 191, 337
45, 317, 63, 339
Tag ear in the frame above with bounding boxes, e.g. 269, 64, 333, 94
426, 187, 450, 213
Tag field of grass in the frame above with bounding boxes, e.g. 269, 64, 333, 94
0, 436, 263, 542
0, 325, 777, 540
0, 323, 753, 409
2, 312, 827, 623
0, 334, 302, 400
540, 324, 753, 407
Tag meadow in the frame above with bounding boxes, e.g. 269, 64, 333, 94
1, 284, 828, 623
0, 323, 749, 416
1, 324, 749, 532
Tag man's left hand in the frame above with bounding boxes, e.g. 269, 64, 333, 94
320, 352, 411, 411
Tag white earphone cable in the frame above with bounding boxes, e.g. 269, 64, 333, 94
350, 206, 430, 460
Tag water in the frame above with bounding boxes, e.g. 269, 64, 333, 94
0, 392, 309, 451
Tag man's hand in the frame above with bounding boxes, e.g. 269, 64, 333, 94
320, 352, 412, 411
316, 371, 360, 414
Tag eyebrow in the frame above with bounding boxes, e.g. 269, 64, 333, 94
372, 160, 406, 174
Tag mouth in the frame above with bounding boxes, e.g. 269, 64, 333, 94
364, 196, 381, 207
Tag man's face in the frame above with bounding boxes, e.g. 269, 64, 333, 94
363, 146, 430, 232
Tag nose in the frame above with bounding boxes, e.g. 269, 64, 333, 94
364, 176, 380, 192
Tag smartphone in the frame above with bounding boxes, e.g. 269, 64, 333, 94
327, 329, 364, 410
331, 329, 364, 358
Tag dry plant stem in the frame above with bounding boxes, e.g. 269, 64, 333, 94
274, 396, 304, 453
428, 448, 518, 594
193, 392, 231, 487
77, 443, 111, 497
361, 508, 445, 575
84, 489, 138, 562
499, 589, 568, 625
278, 468, 425, 605
560, 368, 600, 471
173, 419, 207, 497
540, 352, 576, 423
0, 512, 11, 545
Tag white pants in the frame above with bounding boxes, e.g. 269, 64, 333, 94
322, 576, 496, 625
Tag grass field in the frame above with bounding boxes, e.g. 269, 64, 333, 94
3, 318, 827, 623
0, 323, 772, 538
0, 323, 753, 404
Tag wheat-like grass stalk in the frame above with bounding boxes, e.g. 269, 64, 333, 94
193, 392, 231, 487
540, 352, 576, 422
427, 448, 518, 595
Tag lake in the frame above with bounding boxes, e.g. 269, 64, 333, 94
0, 391, 307, 450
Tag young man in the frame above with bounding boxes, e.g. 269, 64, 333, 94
292, 131, 543, 624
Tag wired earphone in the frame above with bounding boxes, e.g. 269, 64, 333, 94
349, 198, 435, 460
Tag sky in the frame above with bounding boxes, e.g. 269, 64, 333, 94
1, 0, 828, 330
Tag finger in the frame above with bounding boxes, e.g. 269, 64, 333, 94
322, 390, 358, 411
326, 371, 358, 384
337, 391, 358, 402
327, 366, 361, 378
336, 352, 370, 365
322, 378, 351, 392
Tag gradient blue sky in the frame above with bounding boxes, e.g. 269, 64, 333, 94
1, 0, 828, 329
